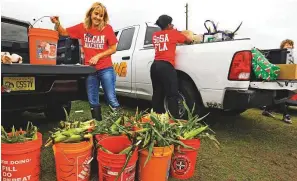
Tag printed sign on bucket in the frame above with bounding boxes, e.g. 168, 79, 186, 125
77, 156, 92, 180
36, 40, 57, 60
102, 164, 136, 181
1, 157, 40, 181
171, 155, 191, 175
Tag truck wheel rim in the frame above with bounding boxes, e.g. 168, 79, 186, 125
164, 92, 186, 118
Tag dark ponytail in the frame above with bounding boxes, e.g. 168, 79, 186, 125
155, 15, 172, 30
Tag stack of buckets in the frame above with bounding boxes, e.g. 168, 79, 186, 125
1, 132, 201, 181
95, 135, 201, 181
28, 27, 59, 65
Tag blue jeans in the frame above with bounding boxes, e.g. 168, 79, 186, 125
86, 67, 120, 108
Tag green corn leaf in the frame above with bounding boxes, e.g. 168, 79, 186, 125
144, 132, 155, 167
149, 112, 162, 130
183, 101, 193, 120
151, 126, 170, 147
165, 138, 195, 150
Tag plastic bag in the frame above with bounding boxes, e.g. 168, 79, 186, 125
251, 48, 280, 81
203, 20, 243, 42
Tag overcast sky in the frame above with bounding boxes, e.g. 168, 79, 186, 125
1, 0, 297, 53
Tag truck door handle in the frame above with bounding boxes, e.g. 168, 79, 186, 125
122, 56, 130, 60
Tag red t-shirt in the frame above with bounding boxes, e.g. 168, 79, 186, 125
152, 29, 187, 66
66, 23, 118, 70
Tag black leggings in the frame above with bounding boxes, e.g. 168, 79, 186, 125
265, 91, 289, 116
265, 103, 288, 116
150, 61, 179, 118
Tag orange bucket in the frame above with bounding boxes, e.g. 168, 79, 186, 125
1, 132, 43, 180
95, 134, 109, 143
170, 139, 201, 179
138, 145, 174, 181
97, 136, 138, 181
28, 28, 59, 65
53, 138, 93, 181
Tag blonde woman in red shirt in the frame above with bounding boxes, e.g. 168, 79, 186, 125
151, 15, 193, 118
50, 2, 120, 121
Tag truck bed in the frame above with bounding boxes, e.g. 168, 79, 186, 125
1, 64, 96, 75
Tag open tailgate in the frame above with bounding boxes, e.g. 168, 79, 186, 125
250, 80, 297, 93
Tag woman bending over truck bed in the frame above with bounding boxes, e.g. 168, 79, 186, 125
50, 2, 120, 121
151, 15, 193, 118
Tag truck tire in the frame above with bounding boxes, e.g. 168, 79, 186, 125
164, 79, 206, 119
44, 102, 71, 122
179, 79, 207, 118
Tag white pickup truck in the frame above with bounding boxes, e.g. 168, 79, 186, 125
111, 22, 297, 117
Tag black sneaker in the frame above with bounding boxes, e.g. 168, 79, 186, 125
283, 114, 292, 124
262, 110, 275, 118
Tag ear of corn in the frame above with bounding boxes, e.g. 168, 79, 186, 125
53, 134, 68, 143
45, 117, 96, 147
32, 126, 38, 140
183, 126, 208, 139
110, 117, 122, 132
136, 136, 143, 141
84, 133, 93, 139
63, 134, 83, 143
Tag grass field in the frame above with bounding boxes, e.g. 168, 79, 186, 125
2, 98, 297, 181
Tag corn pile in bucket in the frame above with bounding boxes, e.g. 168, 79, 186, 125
1, 122, 43, 181
1, 102, 220, 181
91, 102, 220, 181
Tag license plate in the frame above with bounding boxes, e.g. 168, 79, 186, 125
2, 77, 35, 91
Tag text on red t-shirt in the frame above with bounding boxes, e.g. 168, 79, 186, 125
152, 29, 187, 66
66, 23, 118, 70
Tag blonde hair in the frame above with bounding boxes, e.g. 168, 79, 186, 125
280, 39, 294, 49
84, 2, 109, 31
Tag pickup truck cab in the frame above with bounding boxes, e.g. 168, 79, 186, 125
111, 23, 297, 117
1, 16, 95, 121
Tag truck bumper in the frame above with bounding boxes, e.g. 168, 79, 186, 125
1, 64, 94, 112
287, 99, 297, 106
222, 89, 290, 110
1, 80, 87, 112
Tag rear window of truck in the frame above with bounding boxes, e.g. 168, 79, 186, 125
144, 26, 161, 45
1, 22, 28, 42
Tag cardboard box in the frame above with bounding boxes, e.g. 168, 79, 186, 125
275, 64, 297, 80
